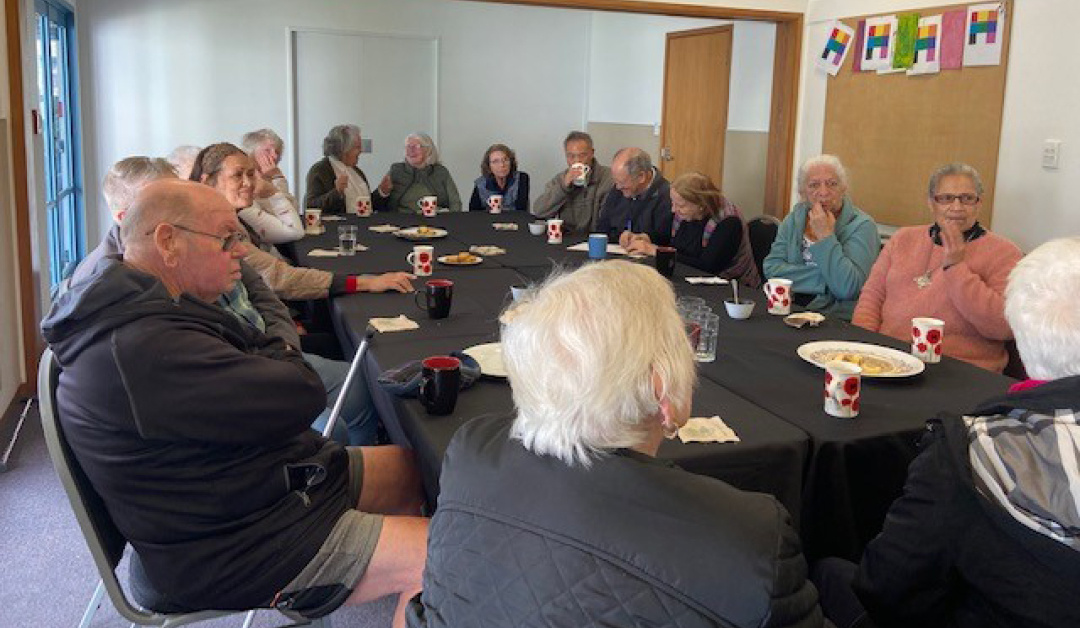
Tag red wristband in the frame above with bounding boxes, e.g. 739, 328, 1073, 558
346, 275, 359, 293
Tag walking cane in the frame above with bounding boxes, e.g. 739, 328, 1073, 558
321, 325, 377, 439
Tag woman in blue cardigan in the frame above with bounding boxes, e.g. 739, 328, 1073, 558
763, 155, 880, 320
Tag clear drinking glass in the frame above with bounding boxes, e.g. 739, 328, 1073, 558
338, 225, 358, 256
693, 312, 720, 363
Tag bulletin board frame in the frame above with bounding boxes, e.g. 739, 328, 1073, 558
822, 1, 1011, 227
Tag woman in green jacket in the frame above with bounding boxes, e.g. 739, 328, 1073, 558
763, 155, 880, 320
375, 133, 462, 213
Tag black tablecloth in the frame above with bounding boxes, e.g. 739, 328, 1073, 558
293, 211, 1014, 561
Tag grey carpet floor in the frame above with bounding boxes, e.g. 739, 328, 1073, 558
0, 401, 395, 628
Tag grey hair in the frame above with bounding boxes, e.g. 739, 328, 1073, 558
120, 180, 198, 250
166, 145, 202, 181
502, 260, 697, 467
563, 131, 594, 150
102, 156, 177, 219
322, 124, 362, 160
406, 133, 439, 167
616, 147, 653, 178
1005, 238, 1080, 380
797, 154, 850, 195
241, 128, 284, 155
927, 162, 984, 198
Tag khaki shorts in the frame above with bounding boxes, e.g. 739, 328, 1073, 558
274, 447, 385, 620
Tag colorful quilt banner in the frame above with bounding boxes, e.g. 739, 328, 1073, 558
940, 9, 967, 70
853, 19, 866, 72
860, 15, 897, 72
964, 2, 1005, 67
892, 13, 920, 69
817, 20, 856, 76
908, 15, 942, 75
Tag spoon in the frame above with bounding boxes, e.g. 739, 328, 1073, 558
732, 279, 740, 305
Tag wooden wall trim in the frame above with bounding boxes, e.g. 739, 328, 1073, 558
6, 0, 37, 395
463, 0, 802, 22
763, 16, 801, 217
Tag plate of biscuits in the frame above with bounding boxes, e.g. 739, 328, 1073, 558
438, 252, 483, 266
394, 226, 448, 240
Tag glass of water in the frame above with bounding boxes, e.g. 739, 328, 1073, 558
693, 311, 720, 363
338, 225, 358, 256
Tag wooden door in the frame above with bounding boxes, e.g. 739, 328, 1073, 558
659, 25, 733, 185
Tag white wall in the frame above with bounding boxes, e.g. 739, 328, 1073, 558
77, 0, 591, 243
587, 16, 774, 132
800, 0, 1080, 251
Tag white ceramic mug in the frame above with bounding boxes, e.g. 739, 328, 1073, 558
911, 317, 945, 363
764, 278, 793, 315
487, 194, 503, 214
547, 219, 564, 244
304, 208, 323, 234
356, 198, 373, 217
824, 361, 861, 418
406, 245, 435, 277
417, 195, 438, 217
571, 162, 591, 187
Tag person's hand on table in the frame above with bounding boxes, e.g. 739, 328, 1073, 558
334, 173, 349, 193
625, 237, 657, 256
806, 202, 837, 242
358, 272, 416, 294
940, 220, 968, 268
378, 174, 392, 196
618, 230, 637, 249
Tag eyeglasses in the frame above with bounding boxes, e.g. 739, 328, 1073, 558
163, 224, 249, 252
932, 193, 980, 206
806, 179, 841, 191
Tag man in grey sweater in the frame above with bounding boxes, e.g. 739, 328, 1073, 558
531, 131, 614, 234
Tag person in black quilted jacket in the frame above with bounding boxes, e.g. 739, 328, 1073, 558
406, 260, 828, 628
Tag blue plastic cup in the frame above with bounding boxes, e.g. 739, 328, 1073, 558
588, 233, 607, 260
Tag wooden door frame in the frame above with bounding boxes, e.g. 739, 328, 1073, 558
464, 0, 803, 217
659, 24, 733, 184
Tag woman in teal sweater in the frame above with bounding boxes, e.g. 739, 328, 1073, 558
375, 132, 462, 213
763, 155, 880, 320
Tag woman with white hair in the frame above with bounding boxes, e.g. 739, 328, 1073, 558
853, 163, 1021, 372
406, 261, 827, 628
375, 132, 461, 213
304, 124, 381, 215
238, 128, 304, 243
763, 154, 880, 320
816, 237, 1080, 628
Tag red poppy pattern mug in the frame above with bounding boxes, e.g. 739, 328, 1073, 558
417, 195, 438, 217
911, 317, 944, 363
406, 245, 434, 277
356, 198, 372, 217
487, 194, 503, 214
824, 360, 861, 418
764, 278, 793, 315
546, 219, 564, 244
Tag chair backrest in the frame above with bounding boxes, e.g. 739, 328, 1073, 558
747, 215, 780, 281
37, 348, 156, 624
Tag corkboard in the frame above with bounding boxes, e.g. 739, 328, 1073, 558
823, 1, 1011, 227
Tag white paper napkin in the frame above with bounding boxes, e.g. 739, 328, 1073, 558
678, 416, 740, 444
308, 248, 341, 258
320, 215, 346, 222
368, 315, 420, 333
565, 242, 630, 255
492, 223, 519, 231
470, 245, 506, 256
685, 276, 729, 285
369, 224, 401, 233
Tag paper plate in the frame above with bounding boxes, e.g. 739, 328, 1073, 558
464, 342, 507, 378
393, 226, 448, 240
438, 254, 483, 266
797, 340, 925, 378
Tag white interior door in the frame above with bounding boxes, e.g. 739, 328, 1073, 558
290, 29, 438, 204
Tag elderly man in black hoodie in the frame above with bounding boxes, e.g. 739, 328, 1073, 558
41, 179, 427, 627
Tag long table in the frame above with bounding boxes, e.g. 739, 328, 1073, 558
294, 210, 1015, 560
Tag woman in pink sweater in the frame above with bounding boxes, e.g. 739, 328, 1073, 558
853, 164, 1022, 372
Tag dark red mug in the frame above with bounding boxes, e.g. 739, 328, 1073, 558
414, 279, 454, 319
419, 356, 461, 415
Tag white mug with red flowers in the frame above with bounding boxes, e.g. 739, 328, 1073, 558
911, 317, 944, 363
356, 198, 373, 217
764, 278, 793, 315
546, 219, 564, 244
406, 245, 435, 277
487, 194, 503, 214
824, 361, 861, 418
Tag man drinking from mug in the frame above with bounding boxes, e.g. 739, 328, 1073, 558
532, 130, 614, 234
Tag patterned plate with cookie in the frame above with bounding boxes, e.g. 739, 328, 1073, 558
797, 341, 925, 378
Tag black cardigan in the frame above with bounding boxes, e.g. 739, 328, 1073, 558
303, 156, 384, 214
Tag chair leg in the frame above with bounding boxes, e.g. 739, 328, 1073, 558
78, 579, 105, 628
241, 609, 257, 628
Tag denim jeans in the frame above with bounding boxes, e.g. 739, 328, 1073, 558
304, 352, 380, 446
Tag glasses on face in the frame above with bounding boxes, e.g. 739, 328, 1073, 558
165, 224, 249, 252
932, 193, 980, 206
806, 179, 840, 191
